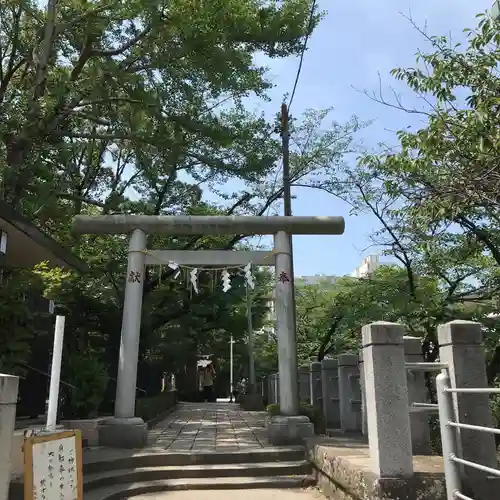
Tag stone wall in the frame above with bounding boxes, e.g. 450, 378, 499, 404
306, 437, 446, 500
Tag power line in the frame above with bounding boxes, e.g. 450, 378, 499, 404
255, 163, 283, 249
287, 0, 318, 111
255, 0, 318, 244
256, 0, 317, 233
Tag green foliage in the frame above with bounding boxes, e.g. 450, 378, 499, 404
0, 270, 42, 375
32, 262, 72, 300
491, 378, 500, 433
266, 403, 281, 417
0, 0, 327, 411
255, 14, 500, 388
429, 416, 442, 455
250, 13, 500, 433
135, 391, 177, 423
281, 265, 465, 364
266, 403, 325, 434
0, 0, 320, 217
60, 351, 109, 419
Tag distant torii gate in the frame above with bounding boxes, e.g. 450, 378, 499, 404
72, 215, 344, 447
147, 248, 271, 397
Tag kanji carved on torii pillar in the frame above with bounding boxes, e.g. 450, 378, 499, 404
72, 215, 345, 448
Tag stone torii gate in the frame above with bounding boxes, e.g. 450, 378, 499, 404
72, 215, 344, 447
147, 249, 269, 397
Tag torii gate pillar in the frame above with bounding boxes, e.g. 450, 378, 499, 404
115, 229, 146, 418
274, 230, 298, 414
72, 215, 344, 448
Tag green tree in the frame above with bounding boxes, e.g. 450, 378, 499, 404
0, 0, 320, 217
0, 270, 42, 374
259, 13, 500, 376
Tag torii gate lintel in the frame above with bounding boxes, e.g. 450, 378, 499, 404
144, 250, 275, 267
72, 214, 345, 236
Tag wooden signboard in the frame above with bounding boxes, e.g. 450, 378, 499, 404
23, 430, 83, 500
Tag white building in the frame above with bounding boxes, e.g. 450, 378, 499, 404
296, 275, 337, 286
350, 255, 380, 279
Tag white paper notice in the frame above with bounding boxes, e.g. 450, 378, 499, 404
32, 436, 78, 500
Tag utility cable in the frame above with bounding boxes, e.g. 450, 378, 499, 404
288, 0, 318, 111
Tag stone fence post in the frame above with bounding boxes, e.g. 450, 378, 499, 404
309, 362, 323, 409
0, 374, 19, 500
321, 358, 340, 429
438, 321, 497, 500
404, 336, 432, 454
359, 350, 368, 436
362, 322, 413, 477
298, 365, 311, 403
338, 354, 362, 432
268, 374, 279, 405
262, 377, 268, 402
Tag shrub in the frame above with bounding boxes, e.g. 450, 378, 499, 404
135, 391, 177, 422
266, 403, 325, 434
177, 390, 204, 402
60, 352, 109, 419
491, 378, 500, 447
429, 415, 442, 455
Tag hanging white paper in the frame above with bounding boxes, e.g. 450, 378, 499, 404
244, 263, 255, 289
168, 261, 180, 279
190, 268, 199, 294
221, 269, 231, 292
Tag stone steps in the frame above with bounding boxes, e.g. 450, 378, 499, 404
85, 476, 317, 500
85, 461, 311, 492
83, 447, 314, 499
84, 447, 306, 474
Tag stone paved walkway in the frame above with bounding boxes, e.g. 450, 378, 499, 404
148, 402, 269, 452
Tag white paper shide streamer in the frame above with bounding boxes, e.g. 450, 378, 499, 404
244, 263, 255, 289
221, 269, 231, 292
160, 258, 254, 294
168, 260, 181, 279
190, 268, 199, 294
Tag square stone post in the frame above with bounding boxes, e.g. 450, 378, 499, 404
338, 354, 361, 432
0, 374, 19, 500
321, 358, 340, 429
404, 336, 432, 454
359, 350, 368, 436
299, 365, 311, 403
309, 361, 323, 409
269, 374, 278, 405
362, 322, 413, 477
438, 321, 497, 500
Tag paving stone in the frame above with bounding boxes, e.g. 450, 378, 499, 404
139, 402, 272, 452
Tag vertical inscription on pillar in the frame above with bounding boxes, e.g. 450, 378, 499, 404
128, 270, 142, 283
278, 271, 290, 283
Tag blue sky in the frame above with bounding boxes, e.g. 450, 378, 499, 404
235, 0, 493, 277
